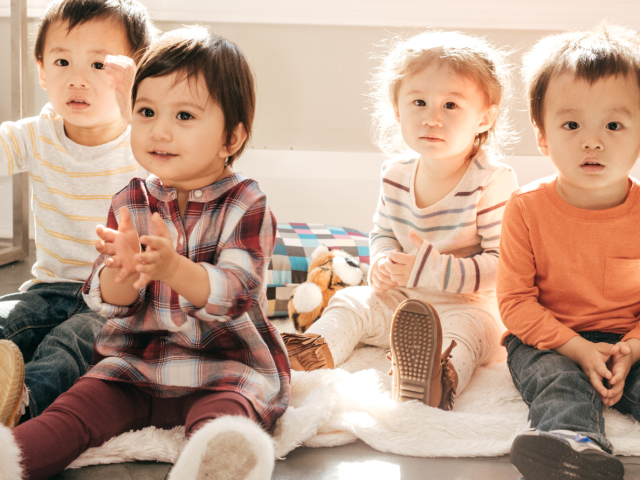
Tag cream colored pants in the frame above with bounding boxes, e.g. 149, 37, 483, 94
307, 286, 506, 395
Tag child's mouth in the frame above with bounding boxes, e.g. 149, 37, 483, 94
149, 151, 177, 161
67, 99, 89, 111
581, 160, 604, 173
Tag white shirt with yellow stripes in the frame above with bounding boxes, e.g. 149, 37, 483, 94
370, 149, 518, 295
0, 103, 146, 290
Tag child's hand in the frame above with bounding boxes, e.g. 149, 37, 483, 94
555, 336, 616, 399
603, 342, 634, 406
95, 207, 141, 284
104, 55, 136, 122
385, 230, 424, 287
371, 256, 397, 293
134, 213, 181, 289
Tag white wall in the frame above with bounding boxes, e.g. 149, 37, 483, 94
0, 1, 635, 238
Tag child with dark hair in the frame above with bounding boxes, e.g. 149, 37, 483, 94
500, 23, 640, 480
0, 0, 157, 428
0, 26, 290, 480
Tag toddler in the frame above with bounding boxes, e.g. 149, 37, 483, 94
285, 31, 518, 410
501, 24, 640, 480
0, 27, 290, 480
0, 0, 156, 426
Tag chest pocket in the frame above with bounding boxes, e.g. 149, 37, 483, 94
604, 257, 640, 302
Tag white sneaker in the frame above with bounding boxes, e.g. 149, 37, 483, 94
0, 340, 25, 428
168, 416, 275, 480
510, 429, 624, 480
0, 423, 23, 480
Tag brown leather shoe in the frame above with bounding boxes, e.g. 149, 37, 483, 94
281, 332, 335, 372
389, 299, 459, 410
0, 340, 25, 427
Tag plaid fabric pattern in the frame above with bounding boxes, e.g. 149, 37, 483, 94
82, 174, 290, 429
266, 223, 369, 316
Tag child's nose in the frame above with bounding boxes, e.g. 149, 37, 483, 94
581, 133, 604, 151
67, 67, 88, 89
421, 106, 442, 127
150, 119, 172, 141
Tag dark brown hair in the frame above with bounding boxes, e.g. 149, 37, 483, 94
522, 23, 640, 134
34, 0, 157, 64
132, 26, 256, 166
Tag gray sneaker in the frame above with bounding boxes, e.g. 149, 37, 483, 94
510, 429, 624, 480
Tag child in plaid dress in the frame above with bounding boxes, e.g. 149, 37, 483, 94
0, 27, 290, 480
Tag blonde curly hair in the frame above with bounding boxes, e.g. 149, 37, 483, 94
370, 30, 514, 159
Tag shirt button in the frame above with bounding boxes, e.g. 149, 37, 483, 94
194, 190, 203, 198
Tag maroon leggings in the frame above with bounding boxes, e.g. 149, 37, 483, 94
12, 378, 259, 480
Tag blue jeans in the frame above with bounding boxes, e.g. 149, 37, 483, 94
0, 283, 105, 418
506, 332, 640, 453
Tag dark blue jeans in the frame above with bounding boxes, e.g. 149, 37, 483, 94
0, 283, 105, 418
506, 332, 640, 454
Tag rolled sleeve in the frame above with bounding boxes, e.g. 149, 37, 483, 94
82, 263, 146, 319
181, 200, 275, 323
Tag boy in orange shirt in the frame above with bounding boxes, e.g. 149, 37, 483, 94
498, 24, 640, 480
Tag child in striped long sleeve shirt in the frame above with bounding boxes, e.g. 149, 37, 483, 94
285, 31, 518, 411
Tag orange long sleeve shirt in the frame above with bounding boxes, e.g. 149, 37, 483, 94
498, 176, 640, 350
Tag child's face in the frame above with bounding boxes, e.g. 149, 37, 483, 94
538, 73, 640, 207
37, 19, 132, 138
393, 63, 496, 164
131, 73, 240, 192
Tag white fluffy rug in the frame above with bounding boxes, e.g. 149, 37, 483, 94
68, 321, 640, 470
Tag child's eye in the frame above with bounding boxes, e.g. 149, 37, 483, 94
139, 108, 154, 118
54, 59, 69, 67
444, 102, 457, 110
91, 62, 104, 70
177, 112, 193, 121
606, 122, 623, 131
562, 121, 579, 130
413, 100, 426, 107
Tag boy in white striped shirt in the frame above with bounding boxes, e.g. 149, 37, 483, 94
0, 0, 156, 427
285, 31, 518, 411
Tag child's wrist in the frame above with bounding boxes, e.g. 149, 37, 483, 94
625, 338, 640, 364
160, 252, 184, 286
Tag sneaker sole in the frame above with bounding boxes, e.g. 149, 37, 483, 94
390, 300, 438, 405
510, 434, 624, 480
0, 340, 25, 427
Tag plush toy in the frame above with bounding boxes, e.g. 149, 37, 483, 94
288, 245, 369, 333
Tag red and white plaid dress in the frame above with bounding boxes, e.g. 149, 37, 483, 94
82, 173, 290, 428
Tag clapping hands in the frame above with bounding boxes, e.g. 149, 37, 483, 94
96, 209, 180, 290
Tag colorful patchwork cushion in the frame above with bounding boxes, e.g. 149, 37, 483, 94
266, 223, 370, 317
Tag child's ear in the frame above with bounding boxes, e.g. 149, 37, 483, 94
219, 123, 248, 159
37, 61, 47, 90
393, 102, 401, 123
477, 104, 498, 133
535, 125, 550, 156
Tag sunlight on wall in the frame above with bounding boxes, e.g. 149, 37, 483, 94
338, 460, 401, 480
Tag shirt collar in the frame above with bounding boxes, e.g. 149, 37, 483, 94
145, 172, 247, 203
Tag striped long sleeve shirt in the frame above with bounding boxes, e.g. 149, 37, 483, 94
82, 174, 290, 428
370, 150, 518, 294
0, 103, 146, 290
